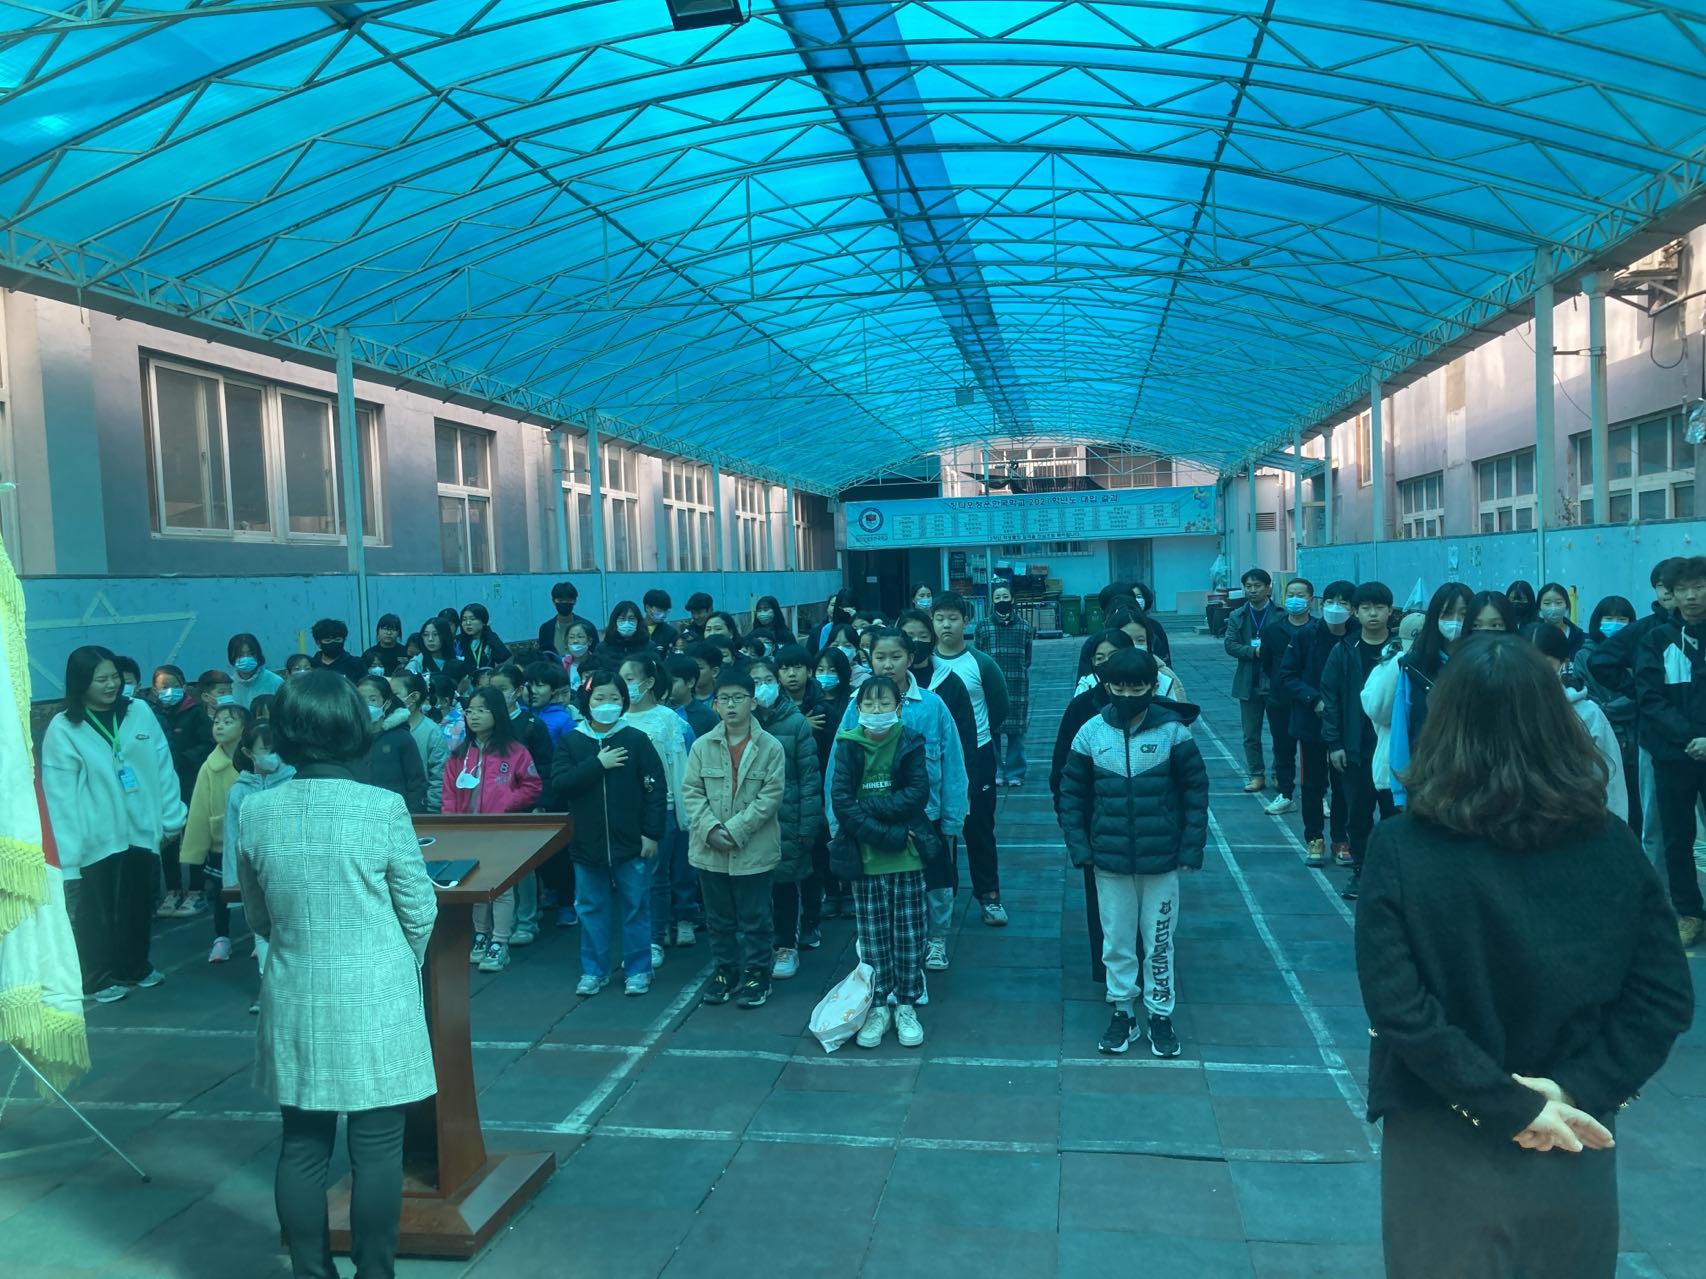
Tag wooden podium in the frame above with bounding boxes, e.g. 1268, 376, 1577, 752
343, 814, 572, 1258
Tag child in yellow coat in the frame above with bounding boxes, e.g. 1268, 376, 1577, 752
181, 702, 250, 963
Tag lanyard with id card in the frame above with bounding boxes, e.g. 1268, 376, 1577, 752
89, 711, 140, 794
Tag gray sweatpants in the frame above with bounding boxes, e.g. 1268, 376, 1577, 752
1094, 867, 1180, 1017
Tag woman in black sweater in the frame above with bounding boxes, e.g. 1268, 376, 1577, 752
1357, 633, 1692, 1279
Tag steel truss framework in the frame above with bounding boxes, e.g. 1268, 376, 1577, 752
2, 0, 1705, 491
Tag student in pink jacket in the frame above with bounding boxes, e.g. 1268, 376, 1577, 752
441, 686, 541, 972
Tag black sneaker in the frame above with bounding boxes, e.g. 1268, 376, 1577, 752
1148, 1014, 1181, 1059
701, 967, 737, 1005
798, 922, 822, 950
1341, 872, 1361, 901
1098, 1009, 1136, 1055
736, 972, 771, 1008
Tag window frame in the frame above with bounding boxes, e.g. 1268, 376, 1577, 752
734, 476, 773, 572
435, 421, 494, 574
144, 355, 383, 545
662, 458, 714, 573
1474, 447, 1536, 534
1398, 471, 1444, 539
1571, 412, 1696, 525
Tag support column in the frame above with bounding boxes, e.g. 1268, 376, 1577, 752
710, 461, 724, 573
548, 430, 570, 572
1535, 268, 1556, 582
784, 481, 797, 572
1245, 463, 1258, 571
1585, 272, 1610, 526
335, 329, 369, 644
1323, 427, 1335, 546
1292, 426, 1304, 567
1369, 371, 1385, 546
587, 423, 606, 576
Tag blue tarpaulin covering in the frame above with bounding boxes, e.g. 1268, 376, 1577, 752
2, 0, 1704, 489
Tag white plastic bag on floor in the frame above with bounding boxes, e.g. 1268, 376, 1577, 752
809, 961, 874, 1053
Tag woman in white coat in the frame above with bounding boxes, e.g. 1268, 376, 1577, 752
1362, 613, 1425, 804
41, 645, 185, 1003
234, 670, 438, 1279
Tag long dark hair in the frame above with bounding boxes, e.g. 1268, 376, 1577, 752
455, 685, 517, 757
419, 617, 459, 670
604, 600, 644, 647
64, 645, 123, 724
1405, 582, 1475, 677
1468, 590, 1517, 633
1401, 633, 1608, 850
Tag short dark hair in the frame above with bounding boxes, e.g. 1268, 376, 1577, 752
1587, 595, 1637, 642
63, 645, 119, 723
643, 588, 671, 610
1403, 634, 1609, 850
1469, 590, 1518, 632
1352, 581, 1393, 608
931, 592, 969, 619
1652, 558, 1682, 588
283, 653, 313, 673
356, 674, 398, 712
1241, 568, 1272, 587
197, 668, 233, 689
579, 669, 629, 717
310, 618, 348, 643
775, 643, 811, 670
664, 655, 700, 688
492, 663, 527, 688
687, 641, 725, 669
377, 612, 402, 633
1662, 556, 1706, 591
524, 660, 567, 689
815, 645, 852, 686
1286, 576, 1314, 596
272, 670, 370, 766
228, 633, 265, 665
714, 669, 755, 696
686, 592, 713, 612
1101, 646, 1160, 688
1322, 579, 1357, 604
1525, 620, 1572, 665
856, 674, 903, 707
551, 581, 578, 602
1097, 581, 1135, 610
113, 655, 142, 684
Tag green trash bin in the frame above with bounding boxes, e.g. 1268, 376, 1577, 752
1062, 595, 1082, 636
1083, 599, 1105, 635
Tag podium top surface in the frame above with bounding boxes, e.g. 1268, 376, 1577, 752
412, 814, 573, 903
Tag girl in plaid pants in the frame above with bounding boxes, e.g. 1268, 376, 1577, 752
827, 677, 942, 1049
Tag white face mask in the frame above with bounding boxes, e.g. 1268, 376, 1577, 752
859, 710, 899, 733
253, 751, 281, 774
626, 681, 650, 703
756, 609, 774, 623
1322, 604, 1351, 625
591, 702, 623, 726
837, 644, 858, 662
368, 704, 384, 722
617, 619, 638, 637
1438, 619, 1464, 641
754, 682, 780, 708
915, 597, 932, 612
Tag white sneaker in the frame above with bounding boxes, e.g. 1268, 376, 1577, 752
894, 1004, 924, 1047
477, 941, 510, 973
1264, 794, 1295, 815
575, 974, 609, 996
136, 968, 166, 989
469, 932, 490, 964
771, 947, 799, 980
651, 943, 667, 969
88, 984, 128, 1004
155, 891, 183, 918
923, 939, 949, 971
856, 1004, 891, 1048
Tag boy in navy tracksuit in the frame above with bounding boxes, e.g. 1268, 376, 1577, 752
1278, 579, 1356, 866
1318, 581, 1397, 901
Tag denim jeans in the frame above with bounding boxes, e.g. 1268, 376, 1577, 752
575, 857, 654, 979
649, 812, 692, 943
996, 731, 1027, 783
513, 872, 539, 934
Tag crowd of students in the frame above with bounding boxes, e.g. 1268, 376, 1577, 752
1214, 559, 1705, 949
37, 579, 1047, 1047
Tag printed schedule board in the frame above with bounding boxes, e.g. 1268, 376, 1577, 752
844, 486, 1217, 550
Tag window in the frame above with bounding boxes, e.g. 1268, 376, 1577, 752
145, 357, 381, 542
1399, 472, 1444, 539
1571, 412, 1695, 525
663, 459, 713, 572
436, 423, 492, 573
1475, 448, 1535, 533
559, 433, 595, 572
603, 442, 641, 573
735, 477, 772, 572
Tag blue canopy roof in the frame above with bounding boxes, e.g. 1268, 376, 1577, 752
3, 0, 1704, 490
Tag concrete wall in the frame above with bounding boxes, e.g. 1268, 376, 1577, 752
22, 569, 843, 697
1298, 519, 1706, 619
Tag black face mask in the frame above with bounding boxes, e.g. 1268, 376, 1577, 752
555, 601, 575, 617
993, 601, 1012, 617
1109, 692, 1153, 721
319, 642, 345, 658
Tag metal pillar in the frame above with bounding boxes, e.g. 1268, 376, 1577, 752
710, 461, 724, 573
1535, 269, 1556, 582
784, 481, 797, 572
1585, 273, 1610, 526
548, 430, 570, 572
1245, 462, 1258, 571
1369, 371, 1386, 546
1322, 426, 1335, 546
586, 424, 606, 575
334, 329, 369, 643
1292, 426, 1304, 568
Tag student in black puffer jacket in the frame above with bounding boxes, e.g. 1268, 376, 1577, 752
1058, 647, 1208, 1060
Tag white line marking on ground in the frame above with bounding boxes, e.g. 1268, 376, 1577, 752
1208, 810, 1380, 1154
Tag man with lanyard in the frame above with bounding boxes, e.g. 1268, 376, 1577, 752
1223, 568, 1275, 794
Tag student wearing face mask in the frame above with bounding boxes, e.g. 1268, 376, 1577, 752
1059, 647, 1207, 1059
539, 581, 599, 657
1577, 597, 1642, 838
1536, 582, 1588, 659
491, 664, 554, 784
1506, 579, 1539, 629
642, 589, 678, 651
1253, 579, 1317, 816
909, 585, 936, 616
181, 701, 253, 963
150, 663, 213, 917
599, 601, 656, 670
1224, 567, 1278, 795
1387, 583, 1476, 805
355, 677, 427, 814
1527, 623, 1628, 822
973, 583, 1035, 787
1279, 580, 1357, 866
309, 618, 367, 681
360, 614, 407, 678
389, 672, 447, 814
553, 672, 666, 995
224, 721, 295, 1013
228, 633, 283, 707
747, 656, 822, 982
824, 622, 869, 691
618, 655, 696, 964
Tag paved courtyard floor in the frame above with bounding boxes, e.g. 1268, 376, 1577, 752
2, 629, 1701, 1278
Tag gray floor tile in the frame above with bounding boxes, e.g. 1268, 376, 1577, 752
1230, 1162, 1382, 1244
1059, 1152, 1245, 1239
1061, 1230, 1254, 1277
877, 1147, 1060, 1232
1061, 1089, 1223, 1155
